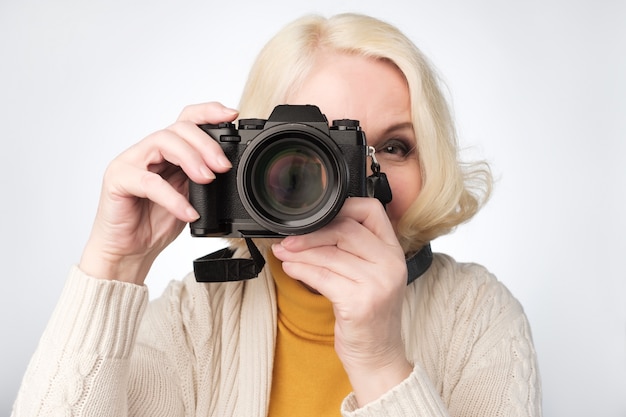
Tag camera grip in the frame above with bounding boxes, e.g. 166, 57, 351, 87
188, 180, 220, 236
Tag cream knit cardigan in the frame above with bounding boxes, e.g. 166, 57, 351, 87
12, 252, 541, 416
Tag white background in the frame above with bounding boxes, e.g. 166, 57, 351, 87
1, 0, 624, 415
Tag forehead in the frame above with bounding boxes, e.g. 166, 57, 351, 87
286, 52, 411, 134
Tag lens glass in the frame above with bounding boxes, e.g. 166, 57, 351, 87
253, 142, 329, 217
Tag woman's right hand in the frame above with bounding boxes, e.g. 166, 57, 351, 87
79, 102, 238, 285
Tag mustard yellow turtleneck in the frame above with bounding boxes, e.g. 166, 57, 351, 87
267, 252, 352, 416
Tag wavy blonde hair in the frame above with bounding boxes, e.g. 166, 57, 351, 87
236, 13, 492, 253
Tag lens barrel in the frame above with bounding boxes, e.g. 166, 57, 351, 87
237, 124, 349, 235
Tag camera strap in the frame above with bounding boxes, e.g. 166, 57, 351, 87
366, 146, 392, 208
406, 243, 433, 285
193, 238, 432, 285
194, 237, 266, 282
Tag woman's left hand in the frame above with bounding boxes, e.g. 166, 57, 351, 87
271, 197, 413, 406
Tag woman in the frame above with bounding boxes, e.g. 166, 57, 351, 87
12, 13, 541, 416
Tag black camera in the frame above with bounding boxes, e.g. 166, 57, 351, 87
188, 104, 369, 238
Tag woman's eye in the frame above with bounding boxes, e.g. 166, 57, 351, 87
376, 139, 414, 160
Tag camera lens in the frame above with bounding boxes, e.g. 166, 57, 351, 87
255, 143, 328, 216
238, 126, 348, 235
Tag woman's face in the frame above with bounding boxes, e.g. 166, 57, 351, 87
287, 52, 422, 232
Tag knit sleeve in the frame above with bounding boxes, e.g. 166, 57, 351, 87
11, 266, 149, 416
341, 364, 449, 416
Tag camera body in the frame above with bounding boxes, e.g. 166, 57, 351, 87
189, 104, 368, 238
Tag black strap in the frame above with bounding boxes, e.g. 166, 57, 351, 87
194, 238, 265, 282
406, 243, 433, 285
194, 238, 432, 285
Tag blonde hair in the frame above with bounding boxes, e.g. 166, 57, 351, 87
237, 13, 492, 253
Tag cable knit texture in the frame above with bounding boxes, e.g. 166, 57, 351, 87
12, 252, 541, 416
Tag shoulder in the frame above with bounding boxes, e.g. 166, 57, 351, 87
402, 253, 533, 363
413, 252, 523, 319
402, 254, 541, 414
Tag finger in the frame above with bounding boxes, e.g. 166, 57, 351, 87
124, 129, 219, 184
280, 256, 355, 300
334, 198, 399, 246
273, 242, 374, 284
274, 226, 404, 283
275, 243, 404, 309
177, 102, 239, 124
292, 218, 366, 251
164, 120, 232, 173
108, 160, 199, 222
280, 214, 402, 264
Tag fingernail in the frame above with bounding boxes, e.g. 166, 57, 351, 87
200, 166, 215, 180
271, 243, 286, 255
281, 236, 295, 248
186, 207, 200, 221
222, 106, 239, 116
217, 154, 232, 169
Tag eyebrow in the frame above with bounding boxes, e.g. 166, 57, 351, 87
383, 122, 414, 133
372, 121, 415, 140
